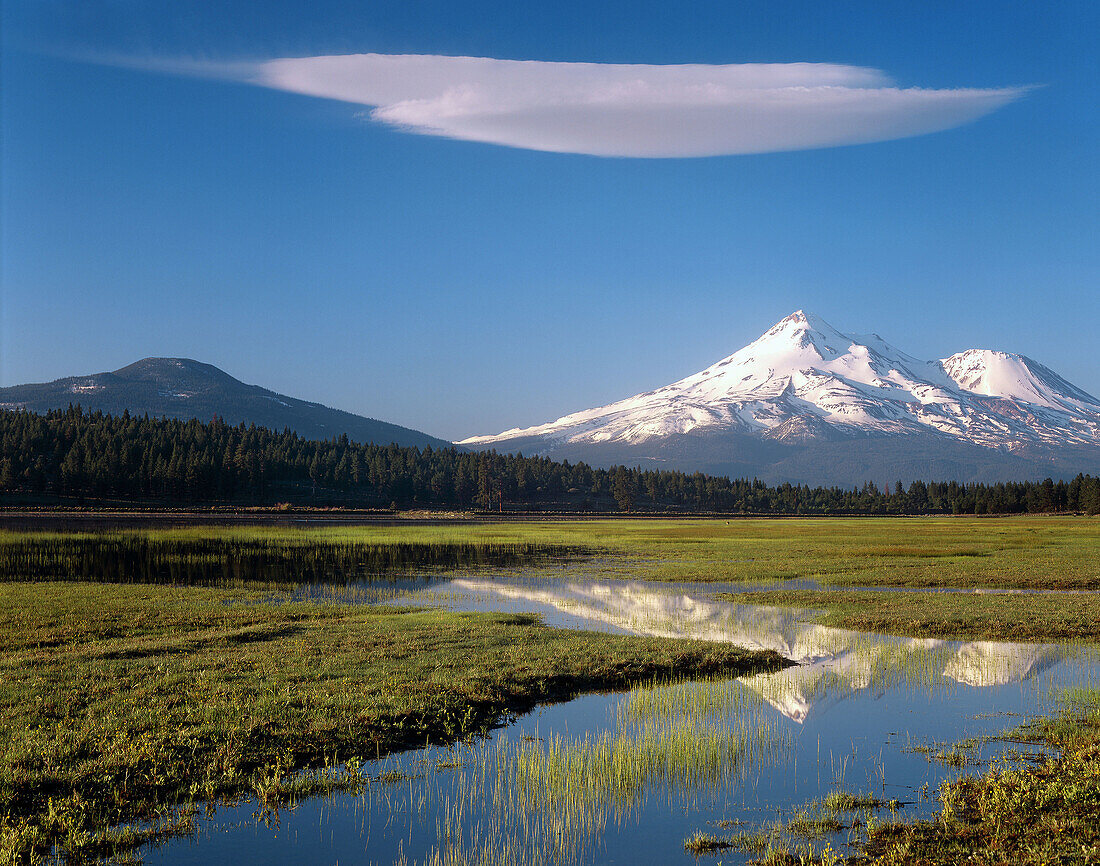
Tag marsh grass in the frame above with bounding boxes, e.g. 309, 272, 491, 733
720, 587, 1100, 642
3, 516, 1098, 592
865, 685, 1100, 864
511, 711, 778, 814
0, 527, 585, 587
905, 735, 1010, 768
480, 516, 1100, 590
754, 840, 843, 866
0, 581, 783, 863
401, 677, 791, 866
683, 831, 725, 853
246, 751, 415, 811
684, 788, 895, 863
2, 517, 1096, 862
821, 790, 892, 812
622, 675, 760, 724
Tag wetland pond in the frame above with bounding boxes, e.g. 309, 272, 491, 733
142, 572, 1098, 866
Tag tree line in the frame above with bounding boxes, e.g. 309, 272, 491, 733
1, 406, 1099, 515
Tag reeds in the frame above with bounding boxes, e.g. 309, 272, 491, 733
681, 788, 895, 864
0, 529, 583, 586
621, 675, 762, 724
359, 676, 791, 866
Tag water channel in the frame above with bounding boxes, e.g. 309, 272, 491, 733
147, 574, 1097, 865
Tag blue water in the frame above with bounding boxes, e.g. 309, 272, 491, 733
144, 575, 1097, 866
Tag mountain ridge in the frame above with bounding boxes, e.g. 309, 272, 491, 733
0, 357, 453, 450
461, 311, 1100, 484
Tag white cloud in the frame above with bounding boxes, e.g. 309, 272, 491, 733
234, 53, 1024, 157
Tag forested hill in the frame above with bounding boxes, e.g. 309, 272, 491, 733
0, 357, 452, 450
2, 407, 1099, 515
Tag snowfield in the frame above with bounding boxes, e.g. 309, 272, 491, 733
461, 311, 1100, 452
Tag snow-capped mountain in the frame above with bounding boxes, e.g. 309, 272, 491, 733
461, 311, 1100, 484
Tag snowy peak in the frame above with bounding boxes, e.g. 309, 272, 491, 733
940, 350, 1100, 413
663, 310, 950, 408
756, 309, 849, 350
723, 309, 862, 374
461, 311, 1100, 456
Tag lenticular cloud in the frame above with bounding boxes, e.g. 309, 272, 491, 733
240, 53, 1023, 157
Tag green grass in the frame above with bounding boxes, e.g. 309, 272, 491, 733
505, 516, 1100, 590
622, 676, 760, 724
684, 831, 738, 854
3, 515, 1099, 589
717, 587, 1100, 642
865, 687, 1100, 865
0, 580, 785, 863
820, 790, 892, 812
682, 789, 896, 861
1, 517, 1097, 860
0, 526, 585, 586
383, 678, 789, 866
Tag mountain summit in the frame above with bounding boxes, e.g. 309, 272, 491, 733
0, 358, 452, 450
461, 312, 1100, 484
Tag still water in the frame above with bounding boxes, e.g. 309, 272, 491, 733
147, 575, 1096, 865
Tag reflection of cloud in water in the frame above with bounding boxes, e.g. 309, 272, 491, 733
443, 578, 1065, 723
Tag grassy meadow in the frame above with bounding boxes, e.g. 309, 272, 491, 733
0, 515, 1097, 862
718, 587, 1100, 642
545, 515, 1100, 589
0, 549, 783, 862
3, 514, 1098, 589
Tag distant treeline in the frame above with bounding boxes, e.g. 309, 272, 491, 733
2, 406, 1099, 515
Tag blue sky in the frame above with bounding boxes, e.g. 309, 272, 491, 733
3, 1, 1097, 441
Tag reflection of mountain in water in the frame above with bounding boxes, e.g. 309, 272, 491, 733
444, 578, 1065, 723
943, 641, 1062, 687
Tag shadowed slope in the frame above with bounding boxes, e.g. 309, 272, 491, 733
0, 358, 451, 449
